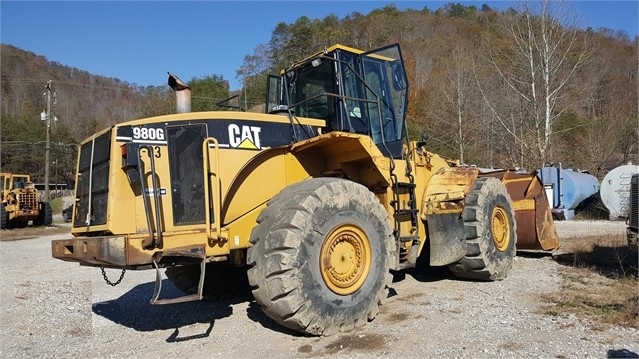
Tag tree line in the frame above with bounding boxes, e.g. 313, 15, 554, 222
1, 1, 637, 185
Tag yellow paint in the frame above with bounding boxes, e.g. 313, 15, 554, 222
320, 223, 371, 295
238, 138, 258, 149
512, 199, 536, 211
491, 206, 511, 252
65, 117, 411, 267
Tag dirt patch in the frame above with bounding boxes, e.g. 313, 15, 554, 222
0, 225, 71, 241
543, 228, 638, 330
1, 220, 637, 359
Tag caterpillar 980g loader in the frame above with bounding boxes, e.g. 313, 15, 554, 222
51, 43, 559, 336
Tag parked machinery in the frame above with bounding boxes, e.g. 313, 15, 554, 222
0, 173, 53, 229
51, 43, 559, 336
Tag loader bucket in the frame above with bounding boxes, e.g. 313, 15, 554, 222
479, 169, 560, 251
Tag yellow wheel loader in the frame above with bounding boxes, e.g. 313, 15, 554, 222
1, 173, 52, 229
51, 43, 559, 336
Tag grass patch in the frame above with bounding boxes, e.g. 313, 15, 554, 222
542, 233, 638, 329
50, 197, 63, 214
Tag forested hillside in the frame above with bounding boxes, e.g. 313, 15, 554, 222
1, 2, 637, 186
0, 45, 230, 185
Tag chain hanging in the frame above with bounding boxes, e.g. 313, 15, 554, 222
100, 267, 126, 286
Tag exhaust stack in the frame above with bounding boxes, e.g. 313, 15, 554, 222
167, 72, 191, 113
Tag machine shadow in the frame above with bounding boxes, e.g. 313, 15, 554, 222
398, 254, 457, 284
92, 280, 237, 338
516, 250, 554, 259
245, 301, 310, 337
93, 279, 306, 339
607, 348, 639, 358
397, 250, 555, 285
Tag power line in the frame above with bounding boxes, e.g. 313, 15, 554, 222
0, 77, 167, 91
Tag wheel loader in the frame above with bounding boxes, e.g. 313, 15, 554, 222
51, 43, 559, 336
1, 173, 53, 229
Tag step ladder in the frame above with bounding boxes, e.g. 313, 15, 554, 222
391, 178, 420, 269
150, 246, 207, 305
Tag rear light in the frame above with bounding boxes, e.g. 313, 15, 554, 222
121, 143, 136, 170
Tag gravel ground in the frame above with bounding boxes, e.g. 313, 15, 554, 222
1, 220, 637, 359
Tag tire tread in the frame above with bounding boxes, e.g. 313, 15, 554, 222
247, 178, 394, 336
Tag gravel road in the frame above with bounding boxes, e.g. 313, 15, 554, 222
1, 221, 637, 359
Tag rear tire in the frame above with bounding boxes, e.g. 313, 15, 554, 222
0, 205, 6, 229
246, 178, 394, 336
448, 177, 517, 281
62, 205, 73, 222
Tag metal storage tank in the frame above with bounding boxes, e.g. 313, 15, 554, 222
538, 165, 600, 220
627, 173, 638, 249
600, 164, 639, 219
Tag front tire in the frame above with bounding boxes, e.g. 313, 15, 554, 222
33, 202, 52, 226
448, 176, 517, 281
247, 178, 394, 336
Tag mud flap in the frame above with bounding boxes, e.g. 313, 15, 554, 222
427, 213, 466, 266
480, 170, 560, 251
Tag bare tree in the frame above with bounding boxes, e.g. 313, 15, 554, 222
482, 0, 592, 168
438, 45, 481, 164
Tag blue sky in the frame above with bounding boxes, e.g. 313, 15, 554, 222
2, 1, 637, 91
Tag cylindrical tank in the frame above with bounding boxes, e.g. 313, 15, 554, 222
538, 165, 600, 212
600, 164, 639, 219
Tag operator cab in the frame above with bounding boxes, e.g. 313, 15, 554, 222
266, 43, 408, 158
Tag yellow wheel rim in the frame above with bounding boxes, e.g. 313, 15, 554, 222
491, 206, 510, 252
320, 224, 371, 295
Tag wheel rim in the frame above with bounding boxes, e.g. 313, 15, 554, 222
491, 206, 510, 252
320, 223, 371, 295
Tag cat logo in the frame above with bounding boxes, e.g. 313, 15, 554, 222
228, 124, 262, 150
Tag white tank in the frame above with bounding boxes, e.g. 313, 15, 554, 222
600, 164, 639, 219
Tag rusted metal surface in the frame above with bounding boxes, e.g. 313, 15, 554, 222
51, 236, 159, 268
51, 236, 128, 267
534, 193, 560, 250
421, 167, 478, 216
168, 73, 191, 113
480, 169, 560, 251
151, 245, 206, 262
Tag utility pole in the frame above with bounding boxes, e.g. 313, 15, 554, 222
44, 80, 53, 202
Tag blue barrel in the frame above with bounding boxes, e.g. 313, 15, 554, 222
538, 166, 600, 217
